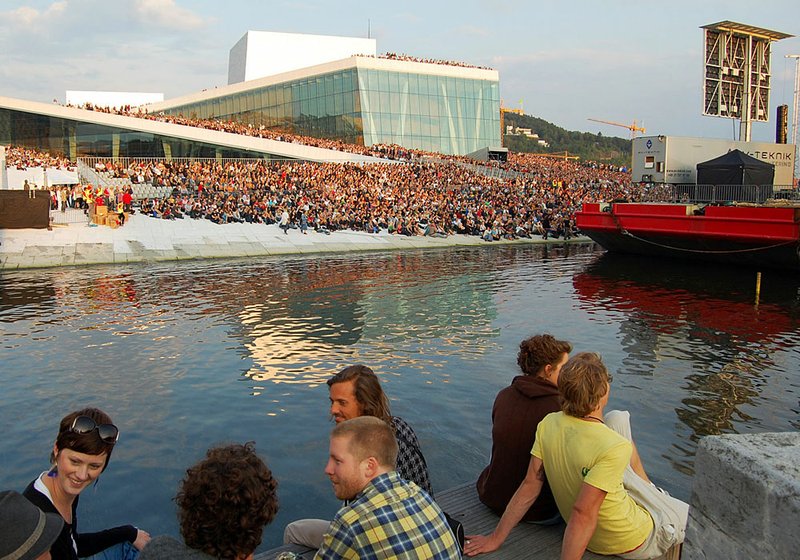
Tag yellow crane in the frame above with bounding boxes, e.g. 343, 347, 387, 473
523, 151, 580, 161
587, 118, 646, 138
500, 100, 524, 146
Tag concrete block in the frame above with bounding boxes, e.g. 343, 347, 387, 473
683, 432, 800, 560
30, 256, 65, 268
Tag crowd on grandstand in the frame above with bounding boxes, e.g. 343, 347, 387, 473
4, 146, 75, 171
4, 97, 637, 241
40, 153, 637, 240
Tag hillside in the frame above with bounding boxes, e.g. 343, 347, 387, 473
504, 113, 632, 167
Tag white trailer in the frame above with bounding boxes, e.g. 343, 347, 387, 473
632, 136, 795, 187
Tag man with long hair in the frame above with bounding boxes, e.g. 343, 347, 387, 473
284, 364, 432, 549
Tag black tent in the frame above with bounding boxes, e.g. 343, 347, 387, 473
696, 149, 774, 186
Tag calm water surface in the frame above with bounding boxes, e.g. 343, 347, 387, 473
2, 243, 799, 552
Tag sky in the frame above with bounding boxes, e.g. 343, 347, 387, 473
1, 0, 799, 143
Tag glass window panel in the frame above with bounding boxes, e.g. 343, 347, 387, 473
379, 72, 391, 92
429, 96, 440, 118
345, 70, 355, 92
409, 93, 420, 115
325, 95, 335, 116
455, 79, 464, 98
446, 77, 456, 97
389, 92, 400, 114
377, 91, 389, 112
368, 91, 380, 111
388, 72, 399, 93
425, 76, 435, 97
400, 73, 412, 95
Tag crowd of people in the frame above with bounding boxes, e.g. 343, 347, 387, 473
4, 146, 75, 171
90, 157, 612, 240
5, 139, 645, 240
4, 99, 643, 242
366, 52, 494, 70
2, 344, 689, 560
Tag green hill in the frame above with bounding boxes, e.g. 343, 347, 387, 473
504, 113, 632, 167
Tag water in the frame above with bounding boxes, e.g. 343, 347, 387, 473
2, 244, 799, 552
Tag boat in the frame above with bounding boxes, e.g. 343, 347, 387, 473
575, 200, 800, 271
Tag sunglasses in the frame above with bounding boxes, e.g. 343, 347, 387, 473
70, 415, 119, 444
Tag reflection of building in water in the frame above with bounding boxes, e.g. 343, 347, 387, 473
233, 250, 500, 385
356, 272, 497, 356
240, 283, 364, 385
573, 253, 800, 456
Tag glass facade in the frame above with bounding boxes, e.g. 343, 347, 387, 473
166, 69, 364, 146
0, 108, 272, 160
161, 65, 500, 156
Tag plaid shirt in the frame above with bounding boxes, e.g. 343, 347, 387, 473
314, 471, 460, 560
393, 416, 433, 496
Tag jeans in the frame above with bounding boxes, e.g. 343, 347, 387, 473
86, 541, 139, 560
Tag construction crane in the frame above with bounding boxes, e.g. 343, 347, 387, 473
587, 118, 646, 138
524, 151, 580, 161
500, 100, 524, 146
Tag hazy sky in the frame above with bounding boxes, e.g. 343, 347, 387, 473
1, 0, 798, 143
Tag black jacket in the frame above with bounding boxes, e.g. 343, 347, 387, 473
23, 476, 137, 560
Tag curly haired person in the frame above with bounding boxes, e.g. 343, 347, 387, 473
140, 442, 278, 560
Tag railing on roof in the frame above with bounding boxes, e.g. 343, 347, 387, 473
634, 183, 800, 204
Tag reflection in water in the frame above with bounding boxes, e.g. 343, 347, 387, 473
238, 251, 500, 384
573, 252, 800, 474
0, 278, 56, 322
1, 244, 798, 549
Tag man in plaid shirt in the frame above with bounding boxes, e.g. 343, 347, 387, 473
314, 416, 460, 559
283, 364, 434, 549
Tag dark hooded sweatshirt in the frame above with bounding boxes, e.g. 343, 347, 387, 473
476, 375, 560, 522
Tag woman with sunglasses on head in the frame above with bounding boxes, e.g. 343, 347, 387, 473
23, 407, 151, 560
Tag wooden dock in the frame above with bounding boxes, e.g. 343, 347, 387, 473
256, 482, 612, 559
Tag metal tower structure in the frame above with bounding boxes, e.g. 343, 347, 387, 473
701, 21, 793, 142
788, 54, 800, 183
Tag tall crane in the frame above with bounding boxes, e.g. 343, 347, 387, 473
587, 118, 646, 138
523, 151, 580, 161
500, 100, 524, 146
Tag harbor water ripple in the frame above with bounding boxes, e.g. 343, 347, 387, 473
2, 244, 799, 551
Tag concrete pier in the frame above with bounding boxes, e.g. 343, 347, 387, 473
683, 432, 800, 560
0, 211, 590, 270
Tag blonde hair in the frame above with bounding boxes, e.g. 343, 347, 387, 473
558, 352, 612, 417
332, 416, 398, 469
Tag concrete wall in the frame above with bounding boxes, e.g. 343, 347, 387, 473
683, 432, 800, 559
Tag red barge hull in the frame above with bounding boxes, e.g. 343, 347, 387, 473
575, 203, 800, 271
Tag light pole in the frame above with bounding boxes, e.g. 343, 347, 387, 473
788, 54, 800, 186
